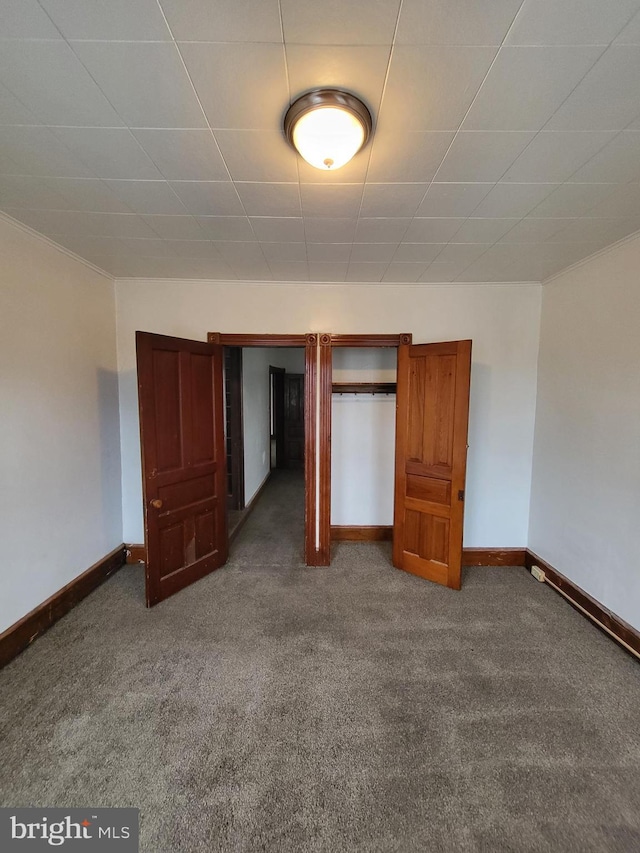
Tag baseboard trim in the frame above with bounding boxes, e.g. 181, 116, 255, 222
462, 548, 527, 566
331, 525, 393, 541
525, 550, 640, 660
126, 544, 146, 564
0, 544, 127, 669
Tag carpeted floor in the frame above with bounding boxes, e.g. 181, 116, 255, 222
1, 470, 639, 852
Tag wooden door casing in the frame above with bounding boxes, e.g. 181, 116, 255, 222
136, 332, 228, 606
393, 340, 472, 590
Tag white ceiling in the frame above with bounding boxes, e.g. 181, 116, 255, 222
2, 0, 640, 283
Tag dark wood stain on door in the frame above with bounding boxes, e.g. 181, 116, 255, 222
136, 331, 228, 607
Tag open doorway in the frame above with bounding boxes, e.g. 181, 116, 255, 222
224, 345, 306, 559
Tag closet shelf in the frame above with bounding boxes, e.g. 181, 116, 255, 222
332, 382, 397, 395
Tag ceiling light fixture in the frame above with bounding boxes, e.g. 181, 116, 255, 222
284, 89, 373, 171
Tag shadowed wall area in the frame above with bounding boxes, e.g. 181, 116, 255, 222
1, 472, 639, 851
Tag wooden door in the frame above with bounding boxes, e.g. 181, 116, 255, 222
136, 332, 228, 607
284, 373, 305, 469
393, 340, 472, 589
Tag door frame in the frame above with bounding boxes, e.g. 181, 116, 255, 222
208, 332, 412, 567
208, 333, 326, 566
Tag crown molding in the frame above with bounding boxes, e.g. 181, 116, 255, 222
0, 210, 113, 282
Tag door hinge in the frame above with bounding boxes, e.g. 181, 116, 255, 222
458, 489, 465, 501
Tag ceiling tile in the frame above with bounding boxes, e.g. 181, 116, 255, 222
615, 9, 640, 42
507, 0, 640, 45
286, 45, 389, 113
267, 261, 310, 281
52, 128, 162, 180
419, 264, 459, 282
402, 218, 465, 242
214, 131, 298, 182
83, 212, 160, 239
433, 242, 491, 265
280, 0, 401, 45
44, 178, 133, 213
502, 131, 616, 182
367, 132, 454, 183
0, 175, 73, 210
303, 218, 358, 242
354, 218, 412, 242
436, 132, 536, 182
0, 127, 94, 178
195, 216, 255, 241
453, 217, 519, 242
5, 208, 154, 239
586, 183, 640, 218
133, 130, 229, 182
168, 181, 245, 216
300, 184, 363, 218
214, 241, 269, 273
160, 0, 282, 42
249, 217, 305, 242
120, 238, 178, 257
161, 240, 222, 259
382, 263, 430, 282
359, 184, 428, 217
261, 242, 308, 262
471, 182, 557, 218
178, 257, 237, 278
180, 43, 287, 131
104, 180, 187, 215
54, 234, 129, 260
39, 0, 172, 39
234, 183, 301, 217
350, 242, 399, 263
0, 82, 41, 126
396, 0, 523, 45
142, 214, 206, 240
416, 183, 493, 217
380, 46, 497, 131
545, 46, 640, 131
71, 42, 205, 129
0, 0, 62, 38
306, 243, 352, 262
346, 262, 388, 282
453, 243, 525, 280
308, 262, 349, 281
545, 217, 632, 243
463, 47, 603, 131
498, 217, 571, 242
0, 41, 123, 127
531, 183, 618, 218
392, 243, 445, 263
569, 131, 640, 182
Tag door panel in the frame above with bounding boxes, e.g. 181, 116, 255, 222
136, 331, 228, 606
393, 340, 471, 589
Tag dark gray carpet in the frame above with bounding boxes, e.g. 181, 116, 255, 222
1, 470, 639, 852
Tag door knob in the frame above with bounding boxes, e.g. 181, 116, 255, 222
150, 498, 163, 509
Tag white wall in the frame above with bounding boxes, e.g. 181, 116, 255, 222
529, 235, 640, 631
116, 280, 541, 548
0, 216, 122, 634
332, 348, 397, 525
241, 347, 305, 503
